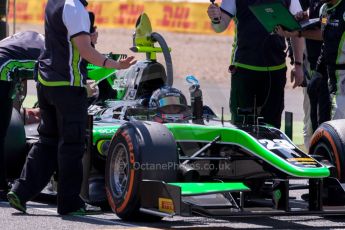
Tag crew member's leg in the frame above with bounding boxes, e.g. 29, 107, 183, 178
302, 87, 313, 149
333, 70, 345, 119
317, 76, 331, 124
52, 86, 87, 214
10, 83, 59, 203
260, 68, 287, 129
230, 68, 257, 125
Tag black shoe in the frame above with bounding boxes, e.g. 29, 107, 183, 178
7, 191, 27, 213
66, 205, 102, 216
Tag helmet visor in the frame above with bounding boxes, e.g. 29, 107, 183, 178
158, 96, 182, 107
158, 96, 186, 114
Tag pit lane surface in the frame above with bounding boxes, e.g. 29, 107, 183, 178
2, 199, 345, 229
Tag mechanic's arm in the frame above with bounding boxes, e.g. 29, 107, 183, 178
207, 4, 232, 33
72, 34, 136, 70
297, 29, 323, 40
288, 1, 305, 87
276, 27, 323, 41
291, 36, 305, 88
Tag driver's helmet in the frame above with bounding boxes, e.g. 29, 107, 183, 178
149, 86, 189, 123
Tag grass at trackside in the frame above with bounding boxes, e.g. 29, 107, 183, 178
23, 96, 305, 150
282, 120, 305, 150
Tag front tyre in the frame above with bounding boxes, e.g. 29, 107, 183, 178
309, 120, 345, 182
105, 121, 178, 221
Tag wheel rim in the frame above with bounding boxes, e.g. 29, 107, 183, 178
110, 143, 130, 199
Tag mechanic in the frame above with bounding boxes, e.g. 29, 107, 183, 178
8, 0, 136, 215
0, 31, 44, 201
298, 0, 331, 149
149, 86, 191, 123
207, 0, 305, 128
277, 0, 345, 120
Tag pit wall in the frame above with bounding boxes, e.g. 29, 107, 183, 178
6, 0, 234, 35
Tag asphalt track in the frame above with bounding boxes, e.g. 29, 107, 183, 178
2, 196, 345, 229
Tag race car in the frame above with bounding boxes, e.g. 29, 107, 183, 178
4, 13, 345, 221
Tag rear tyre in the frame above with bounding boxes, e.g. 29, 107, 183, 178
309, 120, 345, 182
105, 121, 178, 221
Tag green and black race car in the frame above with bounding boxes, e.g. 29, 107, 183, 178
4, 13, 345, 221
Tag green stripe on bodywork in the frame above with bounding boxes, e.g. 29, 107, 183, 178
169, 182, 250, 196
233, 62, 286, 71
91, 122, 329, 178
0, 60, 36, 81
72, 41, 82, 87
165, 124, 329, 178
132, 46, 171, 53
92, 125, 121, 144
87, 65, 116, 87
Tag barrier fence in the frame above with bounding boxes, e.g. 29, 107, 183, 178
6, 0, 234, 35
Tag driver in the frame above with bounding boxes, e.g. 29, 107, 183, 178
149, 86, 190, 123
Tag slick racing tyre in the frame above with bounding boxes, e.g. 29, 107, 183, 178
105, 121, 178, 221
309, 120, 345, 182
4, 108, 26, 179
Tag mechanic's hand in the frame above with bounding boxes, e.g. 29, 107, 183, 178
307, 71, 322, 97
90, 28, 98, 45
117, 56, 136, 69
295, 11, 308, 21
86, 80, 99, 98
275, 26, 298, 38
25, 108, 41, 125
291, 65, 304, 88
207, 3, 221, 22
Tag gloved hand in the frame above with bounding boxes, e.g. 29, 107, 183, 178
307, 71, 322, 97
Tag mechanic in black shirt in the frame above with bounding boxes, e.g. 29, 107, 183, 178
207, 0, 305, 128
299, 0, 331, 149
0, 31, 44, 200
277, 0, 345, 121
8, 0, 136, 215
